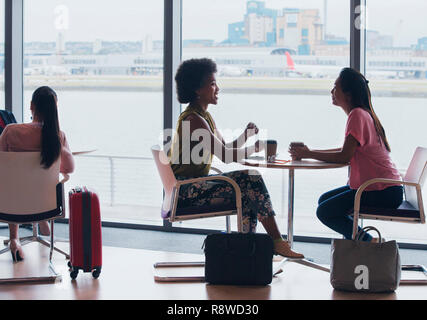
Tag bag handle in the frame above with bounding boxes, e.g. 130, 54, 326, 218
202, 235, 257, 257
355, 226, 382, 242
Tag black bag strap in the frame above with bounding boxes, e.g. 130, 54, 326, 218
203, 233, 258, 257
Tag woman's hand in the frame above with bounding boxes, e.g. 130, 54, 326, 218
289, 145, 311, 160
245, 122, 259, 138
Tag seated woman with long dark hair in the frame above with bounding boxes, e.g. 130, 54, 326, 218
0, 86, 74, 262
169, 58, 304, 259
289, 68, 403, 241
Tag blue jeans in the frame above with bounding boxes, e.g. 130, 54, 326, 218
316, 185, 403, 241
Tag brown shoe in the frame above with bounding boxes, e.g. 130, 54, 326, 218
274, 241, 305, 259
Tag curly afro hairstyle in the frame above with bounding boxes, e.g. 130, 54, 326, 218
175, 58, 217, 104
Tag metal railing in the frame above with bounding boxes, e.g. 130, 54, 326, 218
72, 153, 349, 216
72, 154, 163, 207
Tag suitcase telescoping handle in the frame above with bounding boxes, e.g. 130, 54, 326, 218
72, 187, 90, 194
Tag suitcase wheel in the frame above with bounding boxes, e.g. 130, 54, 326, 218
67, 261, 72, 269
92, 268, 101, 279
70, 268, 79, 280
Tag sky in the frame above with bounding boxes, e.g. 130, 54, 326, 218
1, 0, 424, 47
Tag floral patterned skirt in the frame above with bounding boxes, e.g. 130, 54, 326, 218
177, 170, 276, 233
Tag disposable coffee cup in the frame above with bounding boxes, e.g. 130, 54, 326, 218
289, 142, 305, 161
265, 140, 278, 163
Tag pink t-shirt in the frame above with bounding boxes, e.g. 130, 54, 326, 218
345, 108, 401, 191
0, 123, 75, 174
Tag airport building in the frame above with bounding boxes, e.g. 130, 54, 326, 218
225, 0, 323, 54
276, 8, 323, 55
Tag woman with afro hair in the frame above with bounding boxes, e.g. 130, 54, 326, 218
168, 58, 304, 259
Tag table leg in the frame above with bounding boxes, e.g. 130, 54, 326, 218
274, 168, 330, 275
287, 169, 295, 248
274, 258, 330, 276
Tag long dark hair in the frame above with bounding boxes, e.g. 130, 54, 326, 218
339, 68, 391, 152
32, 86, 61, 168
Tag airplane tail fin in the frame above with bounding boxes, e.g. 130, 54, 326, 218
285, 52, 295, 71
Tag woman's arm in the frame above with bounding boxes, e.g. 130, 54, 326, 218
310, 148, 343, 153
187, 115, 262, 164
289, 135, 358, 164
60, 132, 75, 174
224, 123, 259, 149
215, 122, 259, 149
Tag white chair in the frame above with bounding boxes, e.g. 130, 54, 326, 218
0, 152, 69, 283
151, 145, 243, 281
352, 147, 427, 284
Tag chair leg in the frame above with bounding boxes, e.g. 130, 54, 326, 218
153, 262, 205, 282
154, 262, 205, 268
50, 220, 54, 262
0, 222, 69, 259
400, 265, 427, 285
153, 212, 239, 282
352, 215, 359, 240
37, 237, 70, 260
0, 245, 11, 256
3, 236, 33, 246
0, 221, 63, 284
226, 216, 231, 233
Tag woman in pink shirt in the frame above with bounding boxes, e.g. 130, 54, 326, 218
0, 86, 74, 262
289, 68, 403, 242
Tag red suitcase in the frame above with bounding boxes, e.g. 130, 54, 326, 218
68, 187, 102, 279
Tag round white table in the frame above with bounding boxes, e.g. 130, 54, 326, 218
240, 158, 348, 273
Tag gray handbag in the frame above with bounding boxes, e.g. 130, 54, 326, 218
330, 226, 401, 293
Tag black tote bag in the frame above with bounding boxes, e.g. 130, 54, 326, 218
203, 233, 274, 286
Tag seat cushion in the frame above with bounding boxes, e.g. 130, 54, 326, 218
0, 208, 62, 223
162, 203, 237, 219
349, 201, 421, 220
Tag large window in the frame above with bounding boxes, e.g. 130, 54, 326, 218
23, 0, 164, 225
365, 0, 427, 243
0, 0, 422, 245
179, 0, 351, 237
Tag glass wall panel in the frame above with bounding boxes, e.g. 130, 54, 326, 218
180, 0, 350, 236
365, 0, 427, 244
24, 0, 164, 225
